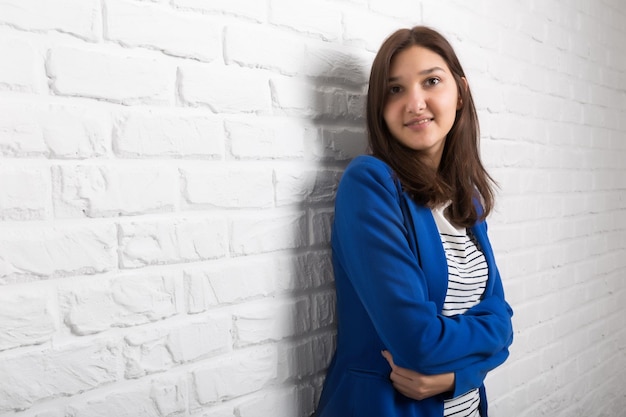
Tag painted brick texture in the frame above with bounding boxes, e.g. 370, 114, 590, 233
0, 1, 625, 417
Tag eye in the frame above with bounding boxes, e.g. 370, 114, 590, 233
388, 85, 403, 95
424, 77, 441, 87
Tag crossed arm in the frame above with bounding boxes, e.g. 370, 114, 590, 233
382, 350, 455, 400
333, 157, 514, 400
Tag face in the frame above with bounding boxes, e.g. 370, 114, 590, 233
383, 45, 461, 168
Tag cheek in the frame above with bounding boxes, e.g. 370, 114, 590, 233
438, 94, 460, 120
382, 101, 400, 125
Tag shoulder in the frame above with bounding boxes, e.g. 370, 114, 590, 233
340, 155, 396, 189
335, 155, 402, 212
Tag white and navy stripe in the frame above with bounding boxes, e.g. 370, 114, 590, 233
431, 205, 488, 417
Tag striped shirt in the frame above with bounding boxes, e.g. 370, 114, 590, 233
431, 204, 488, 417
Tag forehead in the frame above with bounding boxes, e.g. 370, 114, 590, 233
389, 45, 450, 75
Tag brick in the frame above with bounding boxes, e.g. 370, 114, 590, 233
502, 87, 536, 117
229, 211, 307, 255
0, 37, 43, 92
171, 0, 266, 21
119, 218, 227, 268
269, 0, 341, 41
272, 254, 310, 292
482, 140, 535, 169
0, 285, 56, 351
0, 0, 100, 41
304, 251, 333, 288
124, 315, 231, 378
0, 101, 110, 158
179, 63, 271, 113
191, 403, 239, 417
184, 259, 275, 311
310, 208, 334, 246
53, 164, 178, 218
270, 76, 365, 120
233, 298, 310, 346
225, 118, 309, 160
0, 223, 117, 284
302, 44, 371, 85
60, 273, 178, 336
0, 101, 47, 156
532, 43, 561, 71
481, 113, 533, 142
469, 75, 503, 114
310, 291, 336, 331
124, 330, 175, 379
272, 251, 333, 292
314, 127, 367, 161
274, 168, 341, 206
106, 0, 221, 61
184, 268, 219, 313
47, 46, 174, 105
269, 76, 317, 117
276, 334, 335, 383
167, 316, 232, 362
345, 90, 367, 121
191, 346, 277, 405
151, 376, 188, 417
225, 24, 305, 75
65, 376, 186, 417
66, 388, 160, 417
342, 9, 406, 52
465, 21, 503, 55
114, 109, 223, 158
0, 165, 49, 220
44, 103, 110, 158
369, 0, 420, 19
181, 165, 274, 209
23, 410, 62, 417
0, 340, 119, 413
236, 386, 315, 417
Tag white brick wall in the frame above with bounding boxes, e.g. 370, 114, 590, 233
0, 1, 624, 416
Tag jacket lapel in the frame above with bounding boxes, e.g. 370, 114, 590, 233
402, 194, 449, 310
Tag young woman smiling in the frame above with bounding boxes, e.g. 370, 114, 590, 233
314, 26, 513, 417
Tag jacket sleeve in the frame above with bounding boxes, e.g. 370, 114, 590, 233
452, 343, 511, 397
452, 259, 514, 395
332, 157, 513, 373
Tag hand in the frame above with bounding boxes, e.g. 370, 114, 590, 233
381, 350, 455, 401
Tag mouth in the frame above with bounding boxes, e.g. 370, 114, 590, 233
404, 117, 433, 127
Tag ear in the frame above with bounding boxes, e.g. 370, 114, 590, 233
457, 77, 468, 110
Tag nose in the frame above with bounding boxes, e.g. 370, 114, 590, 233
406, 86, 426, 113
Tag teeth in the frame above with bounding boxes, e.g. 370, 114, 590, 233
407, 118, 430, 126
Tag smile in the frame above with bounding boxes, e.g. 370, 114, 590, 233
404, 117, 433, 127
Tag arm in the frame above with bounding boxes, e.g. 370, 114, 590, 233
381, 343, 511, 400
380, 271, 513, 399
452, 337, 512, 396
382, 350, 455, 400
333, 157, 513, 372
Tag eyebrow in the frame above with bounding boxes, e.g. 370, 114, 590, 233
388, 66, 446, 82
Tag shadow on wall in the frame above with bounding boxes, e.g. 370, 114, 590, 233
281, 45, 370, 416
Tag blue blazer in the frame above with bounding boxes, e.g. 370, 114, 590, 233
315, 156, 513, 417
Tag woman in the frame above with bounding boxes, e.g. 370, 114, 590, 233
315, 26, 513, 417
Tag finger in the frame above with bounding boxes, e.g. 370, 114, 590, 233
381, 350, 396, 369
390, 369, 413, 384
391, 365, 420, 379
389, 370, 402, 383
391, 382, 425, 401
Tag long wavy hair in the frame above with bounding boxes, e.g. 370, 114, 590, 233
367, 26, 495, 227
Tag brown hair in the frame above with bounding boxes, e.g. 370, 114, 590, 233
367, 26, 495, 227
